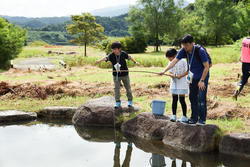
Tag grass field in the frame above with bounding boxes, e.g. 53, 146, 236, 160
15, 45, 241, 68
1, 45, 249, 133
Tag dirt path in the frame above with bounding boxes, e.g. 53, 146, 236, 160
13, 58, 59, 70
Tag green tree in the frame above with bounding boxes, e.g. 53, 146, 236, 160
132, 0, 179, 52
233, 1, 250, 40
127, 6, 148, 52
67, 13, 106, 57
0, 18, 27, 69
195, 0, 237, 46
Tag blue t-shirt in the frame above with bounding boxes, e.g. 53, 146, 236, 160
176, 46, 209, 79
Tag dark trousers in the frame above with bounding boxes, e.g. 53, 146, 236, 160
239, 63, 250, 91
189, 76, 209, 122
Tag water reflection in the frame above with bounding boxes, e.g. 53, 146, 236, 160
149, 153, 166, 167
113, 142, 133, 167
0, 123, 250, 167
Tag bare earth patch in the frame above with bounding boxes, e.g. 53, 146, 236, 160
0, 64, 249, 121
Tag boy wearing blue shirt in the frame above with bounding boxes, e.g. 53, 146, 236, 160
159, 35, 210, 124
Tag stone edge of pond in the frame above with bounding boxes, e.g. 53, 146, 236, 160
37, 106, 78, 119
72, 96, 141, 127
121, 112, 250, 159
219, 133, 250, 159
0, 110, 37, 125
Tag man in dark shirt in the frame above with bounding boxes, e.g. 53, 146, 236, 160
96, 42, 139, 108
159, 35, 210, 124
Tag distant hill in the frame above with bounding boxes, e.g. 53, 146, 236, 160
0, 1, 192, 44
0, 14, 129, 45
0, 15, 71, 28
91, 4, 130, 17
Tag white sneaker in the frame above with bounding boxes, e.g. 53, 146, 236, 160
170, 115, 177, 122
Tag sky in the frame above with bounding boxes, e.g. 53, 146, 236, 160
0, 0, 195, 18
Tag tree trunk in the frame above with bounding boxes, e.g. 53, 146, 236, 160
84, 43, 87, 57
215, 35, 218, 47
155, 33, 159, 52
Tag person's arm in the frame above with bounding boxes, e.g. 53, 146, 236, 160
176, 70, 188, 79
198, 48, 209, 90
198, 62, 209, 90
95, 57, 107, 64
159, 58, 179, 75
176, 60, 188, 79
129, 56, 139, 65
168, 72, 176, 79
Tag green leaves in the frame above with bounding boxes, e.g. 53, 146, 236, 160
0, 17, 27, 69
128, 0, 180, 51
67, 13, 106, 56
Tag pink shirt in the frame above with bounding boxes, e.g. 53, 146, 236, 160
241, 38, 250, 63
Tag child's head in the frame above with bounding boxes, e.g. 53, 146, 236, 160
166, 48, 177, 61
111, 42, 122, 55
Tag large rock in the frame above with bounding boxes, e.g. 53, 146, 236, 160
37, 106, 77, 119
161, 121, 221, 152
121, 112, 221, 152
72, 96, 140, 127
219, 133, 250, 159
0, 110, 37, 125
121, 112, 170, 140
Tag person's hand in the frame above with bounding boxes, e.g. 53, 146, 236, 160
169, 74, 176, 79
95, 60, 100, 65
176, 75, 182, 79
135, 62, 140, 66
158, 71, 165, 75
198, 81, 206, 90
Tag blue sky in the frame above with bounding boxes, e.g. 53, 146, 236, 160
0, 0, 195, 17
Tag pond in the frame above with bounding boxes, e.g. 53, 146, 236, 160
0, 122, 249, 167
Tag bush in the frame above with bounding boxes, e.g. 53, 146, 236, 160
233, 37, 246, 51
0, 18, 27, 69
101, 36, 147, 55
28, 40, 49, 46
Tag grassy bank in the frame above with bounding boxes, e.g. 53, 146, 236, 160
1, 45, 248, 133
0, 61, 249, 133
15, 45, 241, 68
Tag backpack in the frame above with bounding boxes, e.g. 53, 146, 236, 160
185, 44, 212, 68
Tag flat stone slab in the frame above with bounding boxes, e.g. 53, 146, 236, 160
37, 106, 77, 119
72, 96, 140, 127
219, 133, 250, 158
0, 110, 37, 124
121, 112, 221, 152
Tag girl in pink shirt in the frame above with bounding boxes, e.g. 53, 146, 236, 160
233, 29, 250, 100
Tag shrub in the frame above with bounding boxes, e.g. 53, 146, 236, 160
0, 18, 27, 69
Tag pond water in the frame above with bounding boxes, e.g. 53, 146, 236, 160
0, 123, 249, 167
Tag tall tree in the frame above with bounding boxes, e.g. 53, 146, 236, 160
233, 0, 250, 39
195, 0, 237, 46
67, 13, 106, 57
0, 18, 27, 69
127, 6, 148, 52
132, 0, 179, 52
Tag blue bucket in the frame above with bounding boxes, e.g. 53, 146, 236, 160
151, 100, 166, 115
